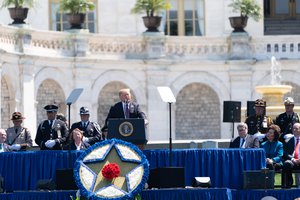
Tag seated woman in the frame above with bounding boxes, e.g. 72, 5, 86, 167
64, 128, 90, 150
261, 124, 283, 170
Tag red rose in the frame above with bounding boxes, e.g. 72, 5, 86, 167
101, 163, 121, 180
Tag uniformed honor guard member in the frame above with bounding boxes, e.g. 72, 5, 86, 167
275, 97, 300, 142
35, 104, 68, 150
6, 112, 32, 151
70, 107, 103, 146
245, 99, 273, 140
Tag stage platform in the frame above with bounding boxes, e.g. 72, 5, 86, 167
0, 188, 300, 200
0, 148, 265, 191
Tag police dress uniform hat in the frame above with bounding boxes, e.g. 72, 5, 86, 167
44, 104, 58, 112
284, 97, 294, 105
255, 99, 266, 107
80, 107, 90, 115
11, 112, 25, 120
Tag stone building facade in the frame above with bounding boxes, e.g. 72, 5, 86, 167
1, 0, 300, 144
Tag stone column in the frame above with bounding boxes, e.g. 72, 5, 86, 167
142, 32, 166, 59
228, 32, 252, 60
146, 67, 172, 140
21, 64, 37, 142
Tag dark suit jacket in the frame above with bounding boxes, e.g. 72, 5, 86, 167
0, 143, 10, 152
283, 137, 297, 161
229, 135, 260, 148
35, 119, 68, 150
70, 121, 102, 145
102, 101, 148, 131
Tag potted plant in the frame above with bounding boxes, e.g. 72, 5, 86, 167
131, 0, 170, 32
59, 0, 95, 29
228, 0, 262, 32
1, 0, 35, 24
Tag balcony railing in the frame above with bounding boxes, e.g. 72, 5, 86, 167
1, 24, 300, 60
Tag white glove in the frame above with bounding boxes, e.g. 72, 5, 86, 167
82, 137, 89, 144
10, 144, 21, 151
254, 132, 266, 141
45, 140, 56, 148
284, 133, 294, 140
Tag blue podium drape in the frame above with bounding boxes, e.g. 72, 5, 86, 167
231, 189, 300, 200
0, 148, 265, 191
143, 148, 266, 189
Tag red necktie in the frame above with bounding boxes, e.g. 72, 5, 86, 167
294, 138, 300, 159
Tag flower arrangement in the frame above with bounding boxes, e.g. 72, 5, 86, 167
131, 0, 171, 17
74, 139, 149, 200
101, 163, 121, 180
228, 0, 262, 21
1, 0, 35, 8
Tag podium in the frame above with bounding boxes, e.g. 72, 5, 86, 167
107, 118, 147, 145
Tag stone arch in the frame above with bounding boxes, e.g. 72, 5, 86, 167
171, 71, 229, 139
36, 79, 66, 125
97, 81, 138, 127
35, 67, 69, 98
175, 83, 221, 139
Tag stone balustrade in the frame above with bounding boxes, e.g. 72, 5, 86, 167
1, 23, 300, 60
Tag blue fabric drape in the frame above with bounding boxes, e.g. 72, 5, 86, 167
143, 148, 266, 189
141, 188, 232, 200
0, 149, 265, 191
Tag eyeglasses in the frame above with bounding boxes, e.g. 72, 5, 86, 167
293, 127, 300, 131
238, 128, 247, 132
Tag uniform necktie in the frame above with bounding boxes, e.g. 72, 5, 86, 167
125, 103, 129, 119
15, 128, 18, 134
240, 138, 245, 148
294, 138, 300, 159
49, 120, 53, 128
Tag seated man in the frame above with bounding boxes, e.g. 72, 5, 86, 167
0, 129, 10, 152
282, 122, 300, 188
229, 122, 260, 148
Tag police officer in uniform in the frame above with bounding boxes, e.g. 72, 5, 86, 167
35, 104, 68, 150
6, 112, 32, 151
70, 107, 103, 146
275, 97, 300, 142
245, 99, 272, 140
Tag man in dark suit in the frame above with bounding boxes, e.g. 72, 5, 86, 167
282, 122, 300, 188
70, 107, 103, 145
102, 88, 148, 138
0, 129, 10, 152
35, 104, 69, 150
229, 122, 260, 148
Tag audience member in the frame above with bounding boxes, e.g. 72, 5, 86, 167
6, 112, 32, 151
70, 107, 102, 146
0, 129, 10, 152
102, 88, 148, 138
35, 104, 68, 150
245, 99, 272, 141
229, 122, 260, 148
64, 128, 89, 150
282, 122, 300, 188
275, 97, 299, 142
261, 124, 283, 170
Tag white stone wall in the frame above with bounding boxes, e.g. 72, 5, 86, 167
0, 0, 264, 36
